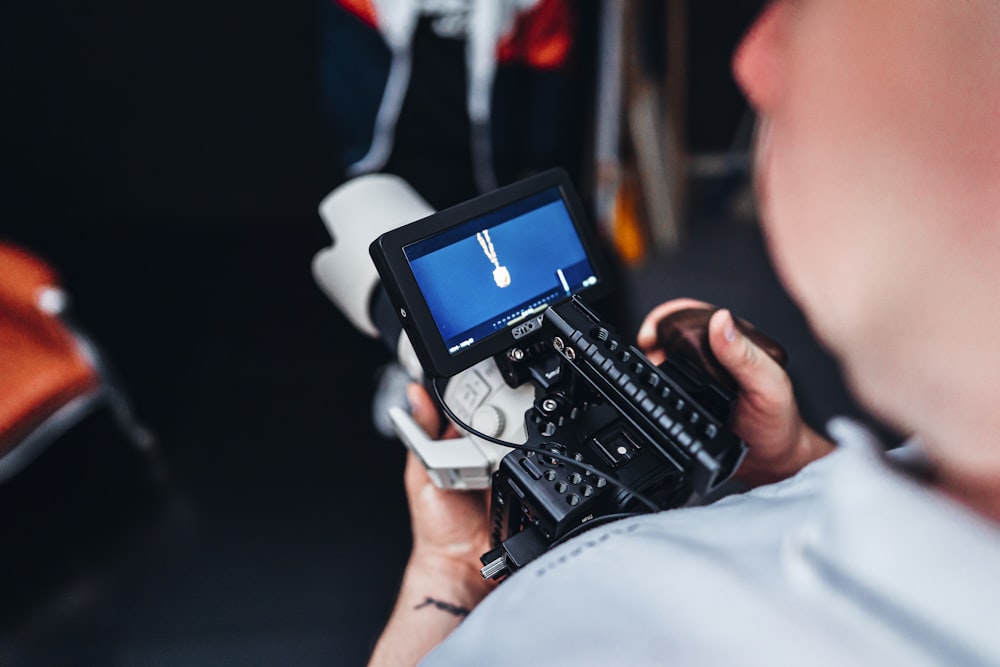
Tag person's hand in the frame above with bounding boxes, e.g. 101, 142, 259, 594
368, 385, 496, 666
637, 299, 835, 486
402, 384, 495, 592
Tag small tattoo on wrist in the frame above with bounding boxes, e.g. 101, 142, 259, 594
414, 597, 471, 617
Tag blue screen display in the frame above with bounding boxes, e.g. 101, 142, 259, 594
404, 187, 598, 354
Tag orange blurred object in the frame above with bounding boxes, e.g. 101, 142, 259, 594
0, 242, 154, 483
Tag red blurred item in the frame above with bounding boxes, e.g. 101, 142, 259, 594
334, 0, 573, 68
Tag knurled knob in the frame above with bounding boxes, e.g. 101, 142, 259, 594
471, 405, 506, 438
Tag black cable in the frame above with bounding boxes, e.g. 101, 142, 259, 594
430, 377, 660, 513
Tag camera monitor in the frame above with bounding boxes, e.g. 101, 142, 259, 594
370, 169, 610, 378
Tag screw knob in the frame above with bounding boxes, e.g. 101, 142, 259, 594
471, 405, 506, 438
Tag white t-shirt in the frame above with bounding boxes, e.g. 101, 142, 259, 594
423, 426, 1000, 666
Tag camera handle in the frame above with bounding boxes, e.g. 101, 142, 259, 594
387, 358, 534, 490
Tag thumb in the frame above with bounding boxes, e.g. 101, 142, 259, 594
708, 309, 788, 399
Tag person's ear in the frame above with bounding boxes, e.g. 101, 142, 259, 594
733, 1, 792, 113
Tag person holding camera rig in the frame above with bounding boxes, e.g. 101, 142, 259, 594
369, 1, 1000, 664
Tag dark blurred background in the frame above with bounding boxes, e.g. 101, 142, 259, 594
0, 1, 884, 664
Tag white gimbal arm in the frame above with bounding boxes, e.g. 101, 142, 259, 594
388, 357, 531, 490
313, 174, 531, 490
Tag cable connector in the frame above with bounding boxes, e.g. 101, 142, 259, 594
479, 525, 549, 580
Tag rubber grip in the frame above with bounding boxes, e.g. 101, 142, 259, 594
655, 308, 787, 394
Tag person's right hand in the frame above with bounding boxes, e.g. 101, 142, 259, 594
402, 383, 494, 584
367, 385, 494, 667
637, 299, 835, 486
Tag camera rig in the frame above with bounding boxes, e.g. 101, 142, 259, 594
475, 296, 748, 579
314, 168, 782, 580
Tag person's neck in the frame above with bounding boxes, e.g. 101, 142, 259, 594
885, 369, 1000, 526
934, 462, 1000, 525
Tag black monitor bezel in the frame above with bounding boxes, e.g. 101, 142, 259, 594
369, 168, 612, 378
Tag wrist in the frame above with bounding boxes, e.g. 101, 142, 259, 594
775, 423, 836, 480
795, 423, 836, 469
739, 423, 836, 486
406, 548, 493, 607
368, 551, 492, 667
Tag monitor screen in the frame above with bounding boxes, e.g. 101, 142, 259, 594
403, 187, 599, 355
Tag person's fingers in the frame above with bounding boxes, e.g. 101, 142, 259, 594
645, 349, 668, 366
407, 383, 441, 437
636, 298, 715, 350
707, 309, 789, 404
407, 382, 466, 440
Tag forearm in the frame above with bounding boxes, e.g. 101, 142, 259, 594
368, 553, 492, 667
738, 423, 837, 487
